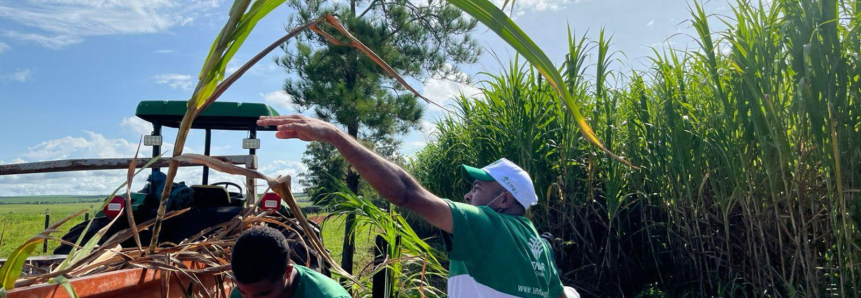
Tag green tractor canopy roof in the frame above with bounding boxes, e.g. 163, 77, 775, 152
135, 101, 281, 131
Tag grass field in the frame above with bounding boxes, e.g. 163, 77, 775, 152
0, 203, 97, 258
317, 214, 375, 276
0, 195, 105, 205
1, 203, 99, 214
0, 197, 372, 275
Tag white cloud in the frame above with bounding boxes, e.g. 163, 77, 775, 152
647, 20, 655, 27
644, 40, 678, 51
122, 116, 154, 136
0, 169, 143, 196
0, 131, 208, 196
21, 135, 88, 160
0, 130, 308, 195
22, 131, 140, 161
490, 0, 579, 12
226, 61, 241, 76
0, 166, 236, 196
2, 31, 83, 49
419, 119, 439, 140
226, 59, 280, 77
255, 63, 279, 75
259, 160, 308, 191
0, 158, 26, 165
0, 41, 9, 53
402, 140, 428, 154
0, 0, 221, 49
422, 78, 481, 112
153, 73, 193, 90
0, 131, 148, 195
2, 68, 31, 82
164, 159, 307, 194
261, 90, 297, 112
420, 64, 481, 111
155, 49, 174, 54
209, 145, 231, 156
402, 121, 439, 155
401, 119, 440, 155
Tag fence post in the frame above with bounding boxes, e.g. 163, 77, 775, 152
43, 209, 50, 253
372, 235, 389, 298
85, 212, 90, 222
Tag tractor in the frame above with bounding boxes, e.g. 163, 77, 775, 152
54, 100, 322, 268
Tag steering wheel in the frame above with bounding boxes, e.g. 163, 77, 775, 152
210, 182, 243, 197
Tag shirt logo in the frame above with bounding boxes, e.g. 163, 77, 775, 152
528, 237, 547, 277
528, 236, 544, 259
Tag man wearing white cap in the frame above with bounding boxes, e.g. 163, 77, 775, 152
258, 115, 577, 298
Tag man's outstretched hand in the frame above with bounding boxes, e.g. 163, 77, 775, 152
257, 115, 340, 142
258, 114, 453, 233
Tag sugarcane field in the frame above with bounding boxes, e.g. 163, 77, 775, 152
0, 0, 859, 297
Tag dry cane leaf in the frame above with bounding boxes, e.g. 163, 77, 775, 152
126, 138, 143, 251
172, 154, 361, 286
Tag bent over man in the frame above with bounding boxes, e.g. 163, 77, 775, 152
230, 226, 350, 298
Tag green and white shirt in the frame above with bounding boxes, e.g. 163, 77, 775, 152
229, 265, 350, 298
445, 200, 564, 298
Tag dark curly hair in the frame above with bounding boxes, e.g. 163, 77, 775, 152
231, 226, 291, 284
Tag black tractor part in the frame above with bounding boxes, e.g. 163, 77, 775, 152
55, 205, 323, 269
55, 175, 323, 269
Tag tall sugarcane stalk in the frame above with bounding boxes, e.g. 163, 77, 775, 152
148, 0, 259, 253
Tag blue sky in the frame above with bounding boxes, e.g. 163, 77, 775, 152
0, 0, 727, 196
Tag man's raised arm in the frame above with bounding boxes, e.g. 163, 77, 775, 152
257, 115, 453, 233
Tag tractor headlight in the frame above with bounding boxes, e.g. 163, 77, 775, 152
144, 135, 162, 146
242, 138, 260, 149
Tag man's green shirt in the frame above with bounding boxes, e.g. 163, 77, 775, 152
230, 265, 349, 298
445, 199, 564, 298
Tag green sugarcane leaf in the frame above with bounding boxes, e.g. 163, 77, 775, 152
63, 208, 125, 268
193, 0, 250, 108
49, 276, 80, 298
194, 0, 285, 109
195, 78, 220, 108
219, 0, 286, 74
0, 240, 39, 289
444, 0, 631, 167
199, 0, 251, 80
0, 209, 86, 289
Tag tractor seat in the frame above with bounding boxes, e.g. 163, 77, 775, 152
190, 185, 233, 207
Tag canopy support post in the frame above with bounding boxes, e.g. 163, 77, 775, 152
203, 128, 212, 185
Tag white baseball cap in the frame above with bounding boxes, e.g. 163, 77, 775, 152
460, 158, 538, 209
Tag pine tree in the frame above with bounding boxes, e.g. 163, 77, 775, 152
279, 0, 480, 274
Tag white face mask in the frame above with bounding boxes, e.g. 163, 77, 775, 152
486, 192, 505, 212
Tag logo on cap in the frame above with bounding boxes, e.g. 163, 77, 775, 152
502, 176, 517, 193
